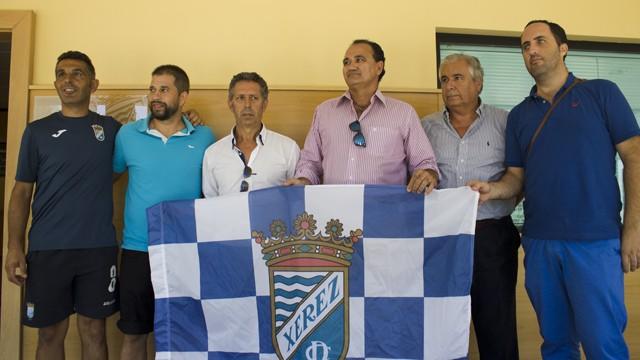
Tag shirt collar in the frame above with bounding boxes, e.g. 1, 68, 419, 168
231, 123, 266, 149
528, 72, 576, 99
136, 114, 195, 134
338, 89, 387, 108
442, 98, 485, 123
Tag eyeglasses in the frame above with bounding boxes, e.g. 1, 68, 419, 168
349, 120, 366, 147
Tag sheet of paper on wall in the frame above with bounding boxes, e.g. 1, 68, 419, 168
33, 96, 62, 120
33, 96, 103, 119
135, 105, 148, 121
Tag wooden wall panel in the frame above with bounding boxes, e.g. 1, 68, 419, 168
29, 87, 444, 146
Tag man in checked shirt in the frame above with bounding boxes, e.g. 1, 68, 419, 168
423, 53, 520, 360
285, 39, 439, 193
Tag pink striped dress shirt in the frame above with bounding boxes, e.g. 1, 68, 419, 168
295, 90, 439, 185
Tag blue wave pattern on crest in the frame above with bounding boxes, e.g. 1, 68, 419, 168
273, 274, 324, 286
273, 288, 309, 298
273, 301, 298, 313
274, 272, 327, 328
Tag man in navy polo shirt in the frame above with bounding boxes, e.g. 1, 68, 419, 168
5, 51, 119, 360
470, 20, 640, 359
113, 64, 214, 360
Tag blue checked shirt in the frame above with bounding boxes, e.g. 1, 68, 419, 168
422, 102, 515, 220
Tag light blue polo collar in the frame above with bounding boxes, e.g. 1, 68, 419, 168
135, 114, 195, 134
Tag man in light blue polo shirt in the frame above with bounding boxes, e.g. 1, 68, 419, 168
113, 64, 215, 360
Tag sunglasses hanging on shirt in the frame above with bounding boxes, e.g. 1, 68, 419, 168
349, 120, 366, 147
236, 150, 255, 192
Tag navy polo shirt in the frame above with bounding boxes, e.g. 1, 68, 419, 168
16, 111, 121, 251
505, 73, 640, 240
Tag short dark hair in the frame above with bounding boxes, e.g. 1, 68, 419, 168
152, 64, 190, 93
524, 20, 568, 60
228, 72, 269, 100
351, 39, 386, 81
57, 51, 96, 78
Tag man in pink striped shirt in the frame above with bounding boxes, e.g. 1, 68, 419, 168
285, 39, 439, 193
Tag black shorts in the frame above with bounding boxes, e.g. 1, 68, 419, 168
117, 249, 154, 335
23, 247, 119, 328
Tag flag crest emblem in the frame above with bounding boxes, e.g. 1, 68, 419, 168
254, 211, 362, 360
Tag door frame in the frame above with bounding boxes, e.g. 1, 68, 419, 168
0, 10, 34, 360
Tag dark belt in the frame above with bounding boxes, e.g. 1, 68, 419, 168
475, 216, 512, 230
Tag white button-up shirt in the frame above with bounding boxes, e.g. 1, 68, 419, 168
202, 125, 300, 197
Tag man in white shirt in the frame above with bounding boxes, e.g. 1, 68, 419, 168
202, 72, 300, 196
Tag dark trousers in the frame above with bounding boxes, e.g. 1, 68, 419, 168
472, 216, 521, 360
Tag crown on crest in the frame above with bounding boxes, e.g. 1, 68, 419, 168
252, 211, 362, 266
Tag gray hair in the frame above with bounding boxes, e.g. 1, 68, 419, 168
439, 53, 484, 92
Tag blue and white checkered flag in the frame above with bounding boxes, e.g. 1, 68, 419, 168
148, 185, 478, 360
